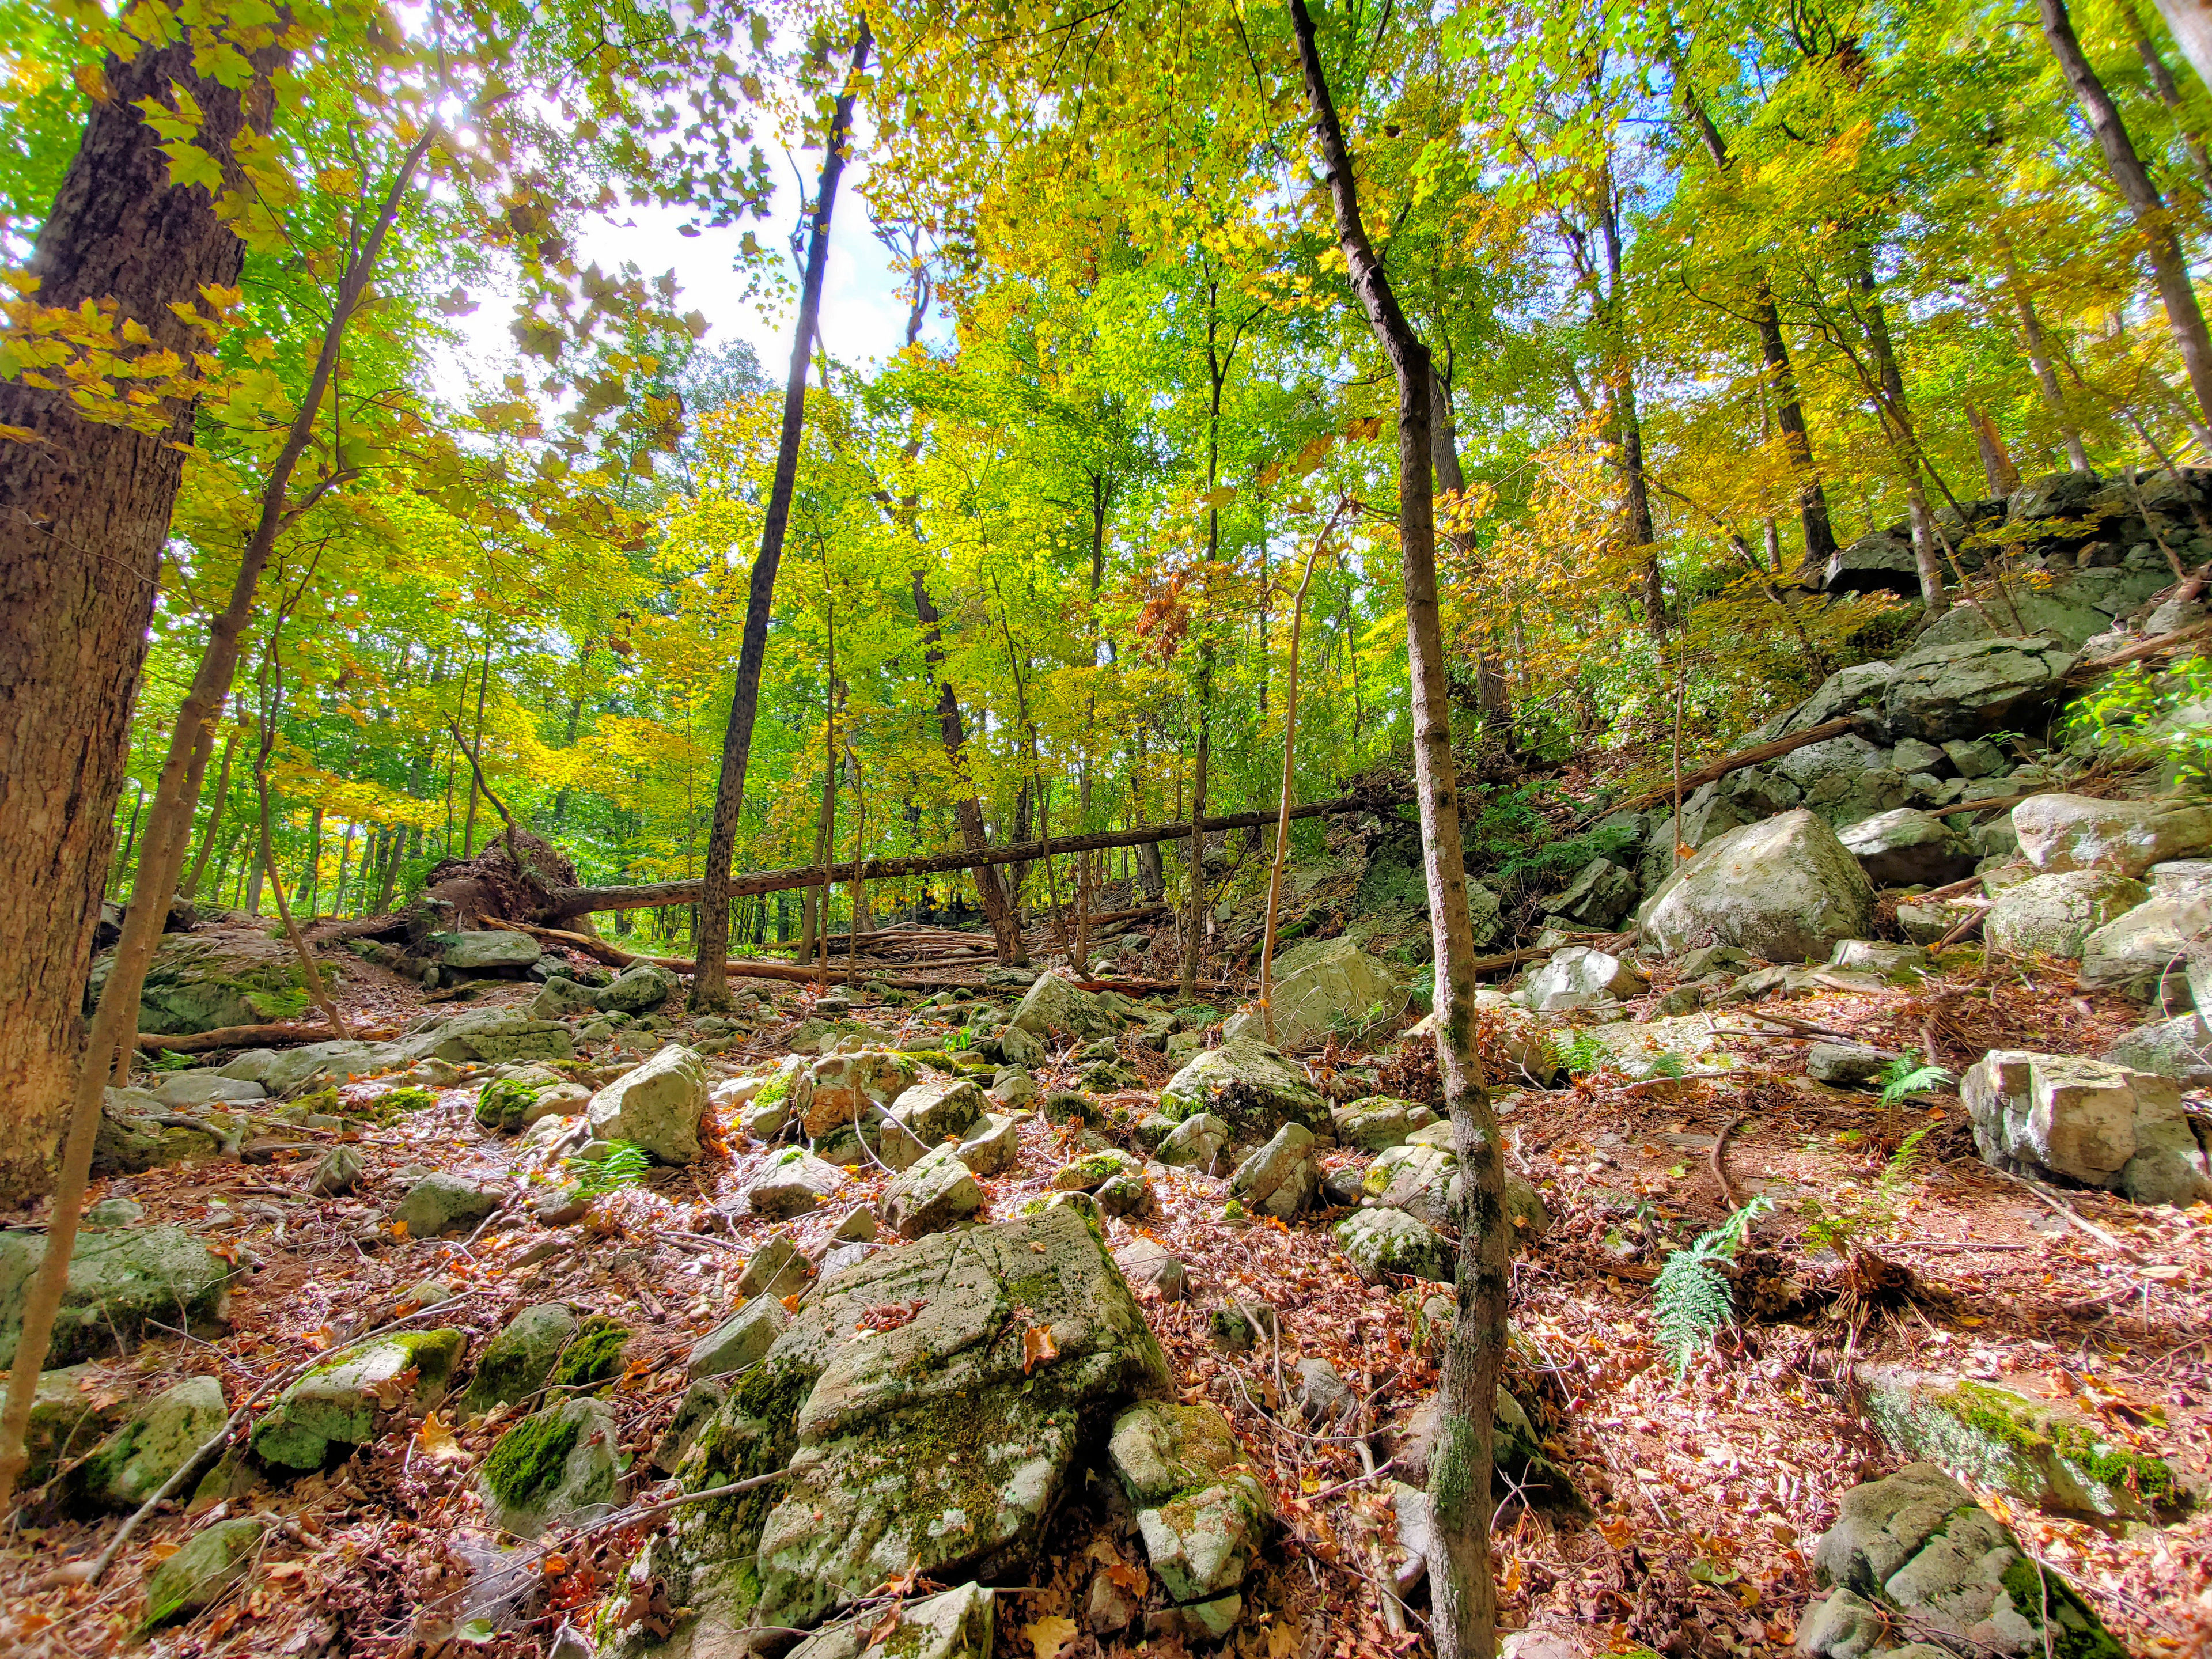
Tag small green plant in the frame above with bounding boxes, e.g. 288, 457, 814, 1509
380, 1084, 438, 1114
143, 1048, 200, 1072
2063, 654, 2212, 791
1653, 1195, 1772, 1377
1804, 1124, 1936, 1256
563, 1141, 650, 1200
1878, 1052, 1956, 1106
1647, 1050, 1690, 1080
946, 1023, 975, 1054
1550, 1030, 1609, 1075
475, 1077, 541, 1134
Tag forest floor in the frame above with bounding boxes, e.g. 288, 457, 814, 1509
3, 927, 2210, 1659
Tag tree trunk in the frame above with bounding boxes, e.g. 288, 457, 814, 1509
912, 571, 1024, 962
1181, 647, 1212, 999
1259, 520, 1334, 1042
2124, 0, 2212, 196
181, 723, 241, 900
692, 20, 871, 1009
1594, 166, 1664, 640
0, 39, 274, 1209
2150, 0, 2212, 95
2001, 240, 2094, 472
1849, 248, 1950, 613
1429, 367, 1512, 734
2044, 0, 2212, 429
1291, 6, 1510, 1656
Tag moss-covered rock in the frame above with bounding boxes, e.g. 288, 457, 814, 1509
1859, 1364, 2196, 1523
1107, 1400, 1270, 1638
140, 1517, 264, 1630
0, 1224, 233, 1369
77, 1374, 226, 1512
550, 1315, 631, 1392
88, 929, 303, 1036
251, 1329, 465, 1471
1051, 1147, 1141, 1192
22, 1363, 134, 1488
460, 1303, 579, 1416
474, 1076, 541, 1134
1157, 1037, 1330, 1138
478, 1396, 624, 1537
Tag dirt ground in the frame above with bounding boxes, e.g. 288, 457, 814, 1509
2, 930, 2208, 1659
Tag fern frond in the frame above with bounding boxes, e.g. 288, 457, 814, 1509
1653, 1195, 1772, 1377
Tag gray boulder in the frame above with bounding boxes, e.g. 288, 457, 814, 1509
531, 976, 602, 1020
1517, 946, 1646, 1012
87, 927, 304, 1036
23, 1363, 134, 1488
1051, 1147, 1142, 1192
1964, 1048, 2212, 1206
641, 1206, 1170, 1647
1882, 635, 2078, 742
141, 1516, 265, 1628
736, 1234, 813, 1301
400, 1010, 574, 1066
1543, 857, 1640, 929
1335, 1209, 1453, 1282
1331, 1097, 1437, 1151
1113, 1236, 1187, 1301
1797, 1463, 2122, 1658
1640, 809, 1876, 963
478, 1396, 625, 1537
436, 930, 542, 971
791, 1050, 916, 1139
1362, 1124, 1551, 1243
1807, 1043, 1891, 1089
1916, 588, 2115, 652
597, 962, 679, 1014
1155, 1112, 1232, 1169
1985, 871, 2147, 958
0, 1224, 232, 1368
151, 1071, 266, 1108
251, 1328, 465, 1469
1106, 1401, 1270, 1639
2105, 1013, 2212, 1086
392, 1172, 501, 1237
1222, 936, 1407, 1052
2078, 889, 2211, 999
462, 1303, 580, 1415
744, 1149, 847, 1218
1228, 1122, 1321, 1219
1009, 974, 1115, 1039
1837, 808, 1978, 887
689, 1298, 794, 1384
882, 1145, 983, 1238
1158, 1037, 1330, 1137
586, 1043, 709, 1164
2014, 792, 2212, 877
76, 1374, 226, 1511
1823, 531, 1918, 597
955, 1112, 1022, 1176
785, 1582, 995, 1659
219, 1038, 407, 1094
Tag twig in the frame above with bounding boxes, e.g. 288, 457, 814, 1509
1710, 1113, 1747, 1208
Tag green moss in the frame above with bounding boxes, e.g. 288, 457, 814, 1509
475, 1077, 540, 1134
1998, 1554, 2126, 1659
550, 1316, 630, 1390
1950, 1381, 2183, 1506
1044, 1089, 1099, 1125
294, 1086, 339, 1117
482, 1409, 581, 1508
898, 1049, 953, 1070
756, 1071, 791, 1107
381, 1085, 438, 1114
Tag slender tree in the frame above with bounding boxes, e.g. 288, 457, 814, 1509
1290, 5, 1512, 1655
692, 18, 872, 1009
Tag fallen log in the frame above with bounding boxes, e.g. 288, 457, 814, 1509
1578, 715, 1883, 825
2061, 616, 2212, 684
541, 788, 1411, 921
137, 1021, 397, 1055
494, 921, 994, 993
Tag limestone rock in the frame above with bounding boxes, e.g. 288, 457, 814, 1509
1963, 1049, 2212, 1206
1113, 1236, 1187, 1301
1641, 809, 1876, 963
791, 1050, 916, 1139
1797, 1463, 2122, 1658
141, 1517, 266, 1629
1155, 1112, 1232, 1169
151, 1071, 266, 1109
882, 1145, 983, 1238
643, 1206, 1171, 1648
1881, 635, 2078, 742
586, 1043, 708, 1164
1335, 1209, 1452, 1282
391, 1172, 502, 1237
1107, 1401, 1270, 1640
1009, 974, 1116, 1039
1543, 857, 1640, 929
531, 976, 602, 1020
1053, 1147, 1142, 1192
2104, 1013, 2212, 1086
1985, 870, 2149, 958
1221, 937, 1407, 1052
1807, 1043, 1891, 1089
1229, 1123, 1320, 1219
2014, 792, 2212, 877
399, 1011, 573, 1066
1158, 1037, 1329, 1138
77, 1374, 226, 1511
437, 930, 542, 971
736, 1234, 812, 1301
2078, 889, 2212, 998
252, 1329, 465, 1469
462, 1304, 580, 1416
597, 962, 679, 1014
1857, 1365, 2195, 1524
23, 1364, 134, 1488
219, 1039, 407, 1095
1838, 808, 1978, 887
478, 1396, 625, 1537
1331, 1097, 1437, 1151
785, 1582, 995, 1659
745, 1149, 848, 1218
0, 1224, 232, 1369
1363, 1133, 1550, 1244
1517, 946, 1646, 1013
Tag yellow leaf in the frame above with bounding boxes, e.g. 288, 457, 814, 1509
417, 1412, 469, 1465
1269, 1619, 1300, 1659
1022, 1615, 1080, 1659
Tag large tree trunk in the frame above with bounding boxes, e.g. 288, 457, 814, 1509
2150, 0, 2212, 95
1291, 6, 1510, 1656
1594, 167, 1664, 641
691, 20, 870, 1010
0, 41, 274, 1209
2045, 0, 2212, 429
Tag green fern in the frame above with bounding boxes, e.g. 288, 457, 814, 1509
1647, 1050, 1689, 1080
1550, 1030, 1608, 1075
1877, 1124, 1935, 1204
1805, 1126, 1936, 1256
143, 1048, 201, 1072
1878, 1053, 1955, 1106
564, 1140, 651, 1200
1653, 1196, 1772, 1378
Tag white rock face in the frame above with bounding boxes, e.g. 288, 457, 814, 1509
1984, 871, 2148, 958
2078, 890, 2212, 998
1516, 946, 1646, 1013
586, 1043, 709, 1164
1639, 809, 1877, 963
1222, 936, 1407, 1052
1963, 1048, 2212, 1206
2013, 793, 2212, 878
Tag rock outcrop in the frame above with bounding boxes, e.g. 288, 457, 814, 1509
1963, 1049, 2212, 1206
1640, 810, 1876, 963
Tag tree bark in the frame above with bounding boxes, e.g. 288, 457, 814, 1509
1181, 647, 1212, 998
2000, 239, 2093, 472
912, 571, 1024, 962
1291, 6, 1508, 1655
1429, 365, 1512, 733
2044, 0, 2212, 428
181, 721, 240, 900
1593, 165, 1664, 639
691, 20, 871, 1009
1259, 518, 1334, 1042
0, 39, 275, 1208
2124, 0, 2212, 196
2150, 0, 2212, 96
1848, 247, 1949, 613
